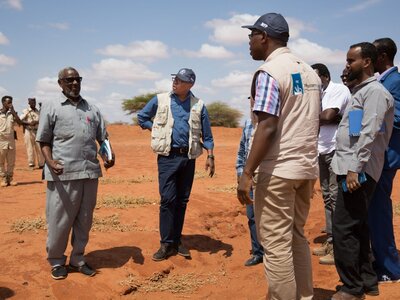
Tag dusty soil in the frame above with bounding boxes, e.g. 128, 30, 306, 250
1, 125, 400, 300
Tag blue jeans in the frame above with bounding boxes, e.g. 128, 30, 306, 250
157, 153, 195, 244
247, 189, 264, 257
369, 168, 400, 280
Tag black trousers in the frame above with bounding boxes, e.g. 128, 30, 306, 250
157, 153, 195, 244
333, 174, 378, 295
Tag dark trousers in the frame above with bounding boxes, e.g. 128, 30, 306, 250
333, 174, 378, 296
157, 153, 195, 244
246, 189, 264, 257
318, 151, 338, 240
369, 168, 400, 279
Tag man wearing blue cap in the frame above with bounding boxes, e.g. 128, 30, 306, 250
238, 13, 321, 300
138, 68, 215, 261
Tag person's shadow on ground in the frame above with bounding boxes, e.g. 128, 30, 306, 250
0, 287, 15, 299
182, 234, 233, 258
86, 246, 144, 269
313, 287, 335, 300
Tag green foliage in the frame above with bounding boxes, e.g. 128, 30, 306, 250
206, 102, 242, 128
122, 92, 157, 115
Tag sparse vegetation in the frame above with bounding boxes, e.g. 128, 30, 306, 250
91, 214, 136, 232
96, 195, 158, 209
10, 216, 46, 233
119, 270, 217, 294
394, 203, 400, 216
208, 184, 236, 193
99, 175, 154, 185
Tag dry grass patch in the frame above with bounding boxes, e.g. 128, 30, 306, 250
96, 195, 158, 209
100, 175, 154, 185
91, 214, 136, 232
394, 203, 400, 216
119, 270, 217, 294
10, 216, 46, 233
208, 184, 236, 193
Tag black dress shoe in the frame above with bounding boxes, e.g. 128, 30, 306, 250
335, 285, 378, 297
176, 243, 191, 258
152, 243, 177, 261
244, 255, 263, 266
69, 263, 96, 277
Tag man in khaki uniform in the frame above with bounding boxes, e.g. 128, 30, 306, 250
20, 97, 44, 168
0, 95, 32, 187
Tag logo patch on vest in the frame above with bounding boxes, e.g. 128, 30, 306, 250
291, 73, 304, 95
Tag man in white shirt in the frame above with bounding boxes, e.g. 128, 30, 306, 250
311, 63, 351, 265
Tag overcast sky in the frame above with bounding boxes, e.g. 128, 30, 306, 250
1, 0, 399, 123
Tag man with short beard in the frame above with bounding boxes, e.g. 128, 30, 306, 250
36, 67, 115, 280
331, 43, 394, 299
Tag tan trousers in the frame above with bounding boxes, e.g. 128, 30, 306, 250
0, 147, 16, 179
254, 173, 315, 300
24, 129, 44, 167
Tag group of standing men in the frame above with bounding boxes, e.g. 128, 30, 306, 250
1, 11, 400, 300
237, 12, 400, 300
0, 95, 42, 187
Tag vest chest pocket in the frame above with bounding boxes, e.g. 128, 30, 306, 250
154, 105, 169, 125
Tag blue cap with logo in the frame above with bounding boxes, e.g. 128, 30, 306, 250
242, 13, 289, 42
172, 68, 196, 83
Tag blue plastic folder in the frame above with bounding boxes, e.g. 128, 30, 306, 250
342, 172, 367, 192
348, 110, 363, 136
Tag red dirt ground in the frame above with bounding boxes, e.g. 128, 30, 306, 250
1, 125, 400, 300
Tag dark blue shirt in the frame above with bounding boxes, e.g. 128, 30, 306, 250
137, 92, 214, 149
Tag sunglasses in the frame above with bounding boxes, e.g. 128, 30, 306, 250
60, 77, 82, 84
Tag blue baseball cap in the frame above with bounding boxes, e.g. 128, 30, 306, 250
242, 13, 289, 42
172, 68, 196, 83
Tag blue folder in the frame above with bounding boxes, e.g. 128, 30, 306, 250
348, 110, 363, 136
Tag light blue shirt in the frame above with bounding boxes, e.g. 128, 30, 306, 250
137, 92, 214, 150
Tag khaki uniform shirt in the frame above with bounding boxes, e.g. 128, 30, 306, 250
0, 111, 15, 150
20, 107, 40, 131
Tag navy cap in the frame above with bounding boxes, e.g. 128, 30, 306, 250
172, 68, 196, 83
242, 13, 289, 42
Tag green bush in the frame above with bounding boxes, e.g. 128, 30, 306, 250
206, 102, 242, 128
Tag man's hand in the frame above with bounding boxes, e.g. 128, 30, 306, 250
47, 159, 64, 175
237, 171, 253, 205
345, 171, 361, 193
205, 156, 215, 177
104, 152, 115, 169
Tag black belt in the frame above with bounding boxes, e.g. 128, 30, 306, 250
170, 147, 189, 154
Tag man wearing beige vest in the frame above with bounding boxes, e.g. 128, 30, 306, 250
238, 13, 321, 300
20, 97, 44, 169
138, 68, 215, 262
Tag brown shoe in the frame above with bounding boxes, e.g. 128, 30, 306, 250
313, 240, 332, 256
331, 290, 365, 300
319, 249, 335, 265
0, 177, 8, 187
8, 178, 18, 186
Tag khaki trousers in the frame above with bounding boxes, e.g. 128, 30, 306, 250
24, 129, 44, 167
254, 173, 315, 300
0, 147, 16, 179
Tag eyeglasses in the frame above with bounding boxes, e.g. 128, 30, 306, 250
60, 77, 82, 84
248, 31, 263, 39
172, 77, 184, 84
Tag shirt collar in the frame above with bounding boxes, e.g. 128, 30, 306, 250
352, 76, 376, 94
377, 66, 398, 81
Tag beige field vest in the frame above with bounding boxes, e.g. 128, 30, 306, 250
251, 47, 321, 179
151, 92, 204, 159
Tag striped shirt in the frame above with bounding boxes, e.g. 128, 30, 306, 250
253, 71, 280, 117
236, 119, 253, 177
